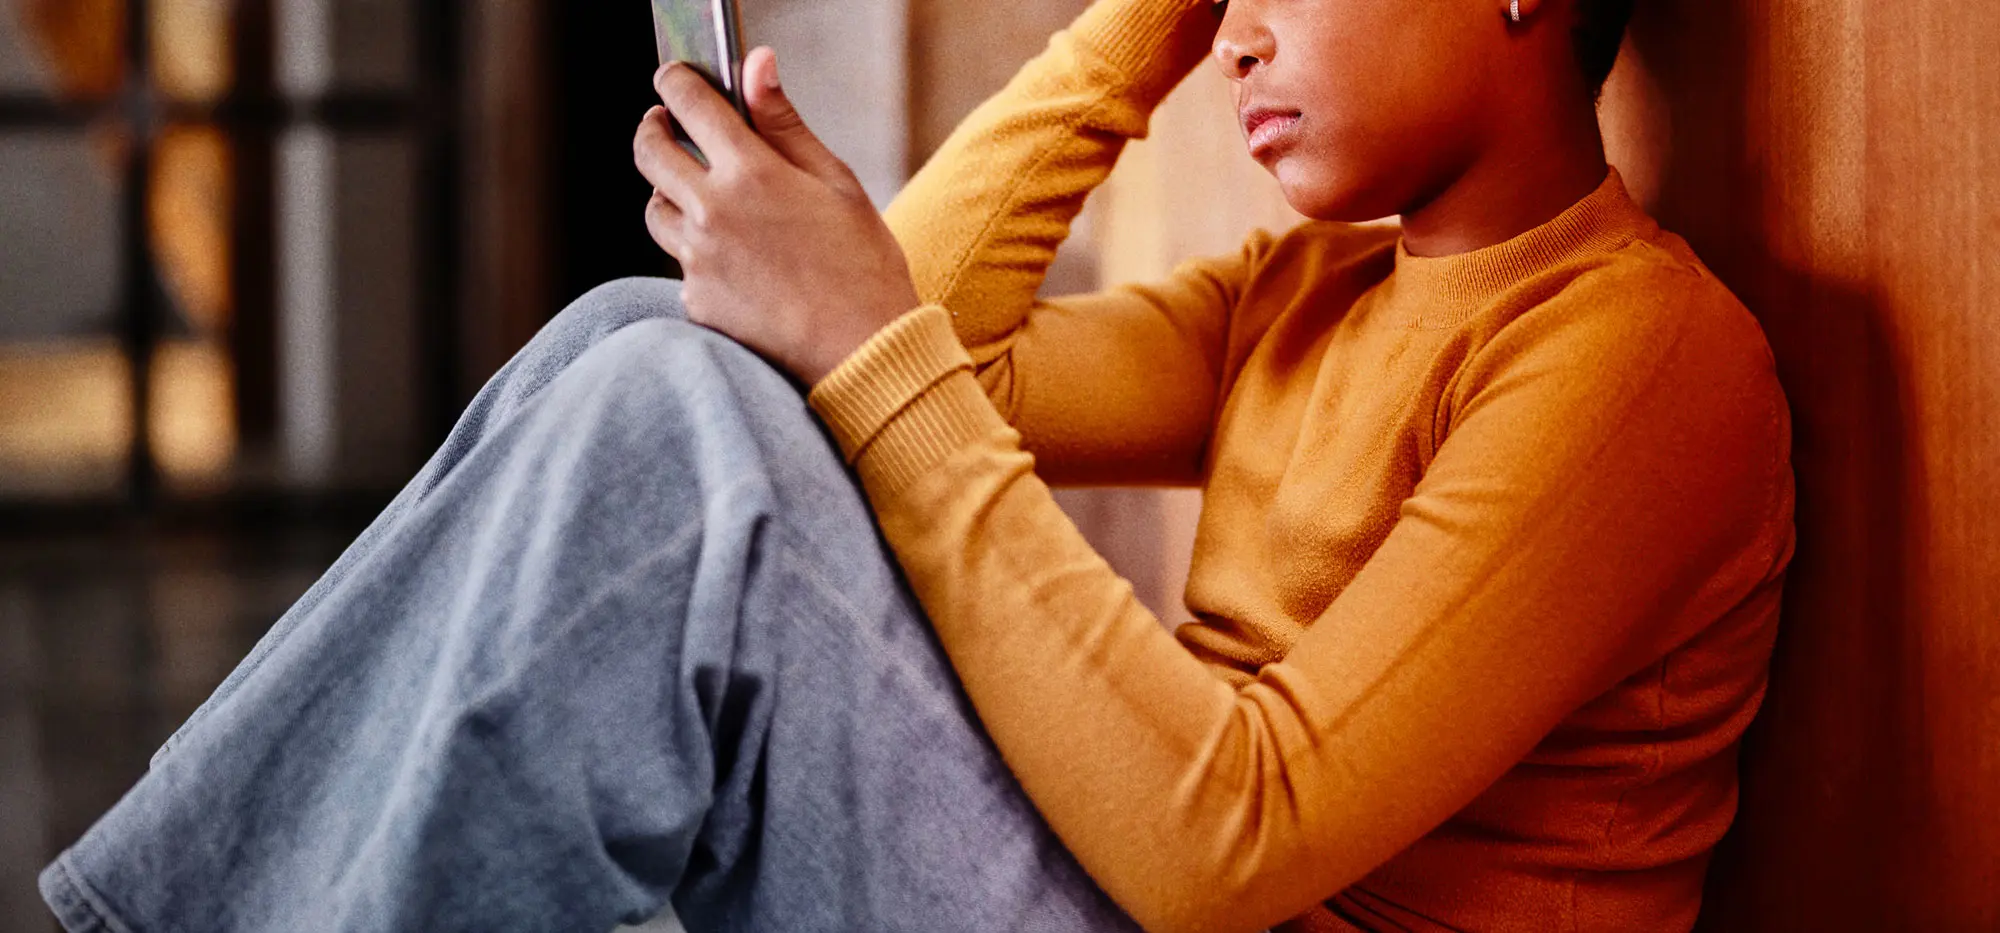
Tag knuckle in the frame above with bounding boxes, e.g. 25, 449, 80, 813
763, 106, 806, 134
708, 161, 752, 195
634, 120, 671, 164
654, 65, 685, 98
660, 66, 707, 109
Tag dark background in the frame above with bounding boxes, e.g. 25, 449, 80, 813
1, 2, 684, 928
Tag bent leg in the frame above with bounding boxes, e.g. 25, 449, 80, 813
41, 279, 1135, 933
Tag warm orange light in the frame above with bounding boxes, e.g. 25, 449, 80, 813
0, 343, 132, 496
151, 340, 236, 488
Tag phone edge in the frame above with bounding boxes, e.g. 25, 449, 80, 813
714, 0, 750, 120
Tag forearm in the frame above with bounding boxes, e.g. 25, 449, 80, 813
809, 310, 1362, 933
886, 0, 1222, 355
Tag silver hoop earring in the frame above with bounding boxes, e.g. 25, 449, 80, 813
1510, 0, 1522, 22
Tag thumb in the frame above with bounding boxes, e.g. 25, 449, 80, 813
743, 47, 858, 191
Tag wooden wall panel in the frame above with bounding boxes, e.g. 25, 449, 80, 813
459, 0, 550, 400
1601, 0, 2000, 927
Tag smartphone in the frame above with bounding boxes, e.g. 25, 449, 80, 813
652, 0, 751, 162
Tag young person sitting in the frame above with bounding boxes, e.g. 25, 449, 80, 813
43, 0, 1793, 930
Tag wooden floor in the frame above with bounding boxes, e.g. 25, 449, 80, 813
0, 516, 364, 933
0, 509, 708, 933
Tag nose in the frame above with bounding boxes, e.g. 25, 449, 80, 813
1212, 3, 1275, 82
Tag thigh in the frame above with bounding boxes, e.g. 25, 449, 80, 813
650, 328, 1138, 933
680, 530, 1140, 933
147, 277, 706, 768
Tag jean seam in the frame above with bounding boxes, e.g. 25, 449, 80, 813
48, 856, 139, 933
452, 508, 718, 715
767, 525, 980, 731
311, 510, 716, 913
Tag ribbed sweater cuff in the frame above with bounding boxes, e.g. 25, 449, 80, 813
808, 306, 1011, 495
1070, 0, 1220, 106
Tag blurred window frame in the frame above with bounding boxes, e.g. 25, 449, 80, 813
0, 0, 461, 512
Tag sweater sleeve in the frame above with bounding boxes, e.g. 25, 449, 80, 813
883, 0, 1237, 485
807, 279, 1791, 932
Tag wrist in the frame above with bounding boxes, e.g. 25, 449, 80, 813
1069, 0, 1222, 106
807, 305, 968, 453
801, 300, 923, 388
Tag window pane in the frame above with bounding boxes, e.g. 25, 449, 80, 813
0, 127, 242, 497
0, 342, 132, 497
0, 1, 48, 93
2, 0, 236, 102
0, 132, 123, 340
151, 123, 239, 489
0, 128, 129, 499
276, 0, 412, 96
153, 339, 235, 490
0, 0, 126, 100
277, 127, 421, 489
153, 0, 234, 102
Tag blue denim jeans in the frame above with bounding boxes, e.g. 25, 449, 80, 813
40, 279, 1139, 933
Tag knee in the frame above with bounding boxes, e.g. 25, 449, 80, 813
545, 277, 689, 350
480, 278, 693, 420
567, 316, 798, 434
561, 320, 864, 518
491, 278, 861, 518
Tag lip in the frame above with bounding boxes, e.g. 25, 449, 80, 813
1240, 106, 1303, 158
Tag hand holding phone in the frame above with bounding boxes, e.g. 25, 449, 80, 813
636, 45, 922, 386
652, 0, 750, 162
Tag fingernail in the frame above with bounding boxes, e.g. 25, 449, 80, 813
765, 58, 781, 91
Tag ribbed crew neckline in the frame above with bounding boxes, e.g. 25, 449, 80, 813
1382, 167, 1655, 329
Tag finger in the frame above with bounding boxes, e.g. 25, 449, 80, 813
741, 47, 859, 192
654, 62, 765, 171
634, 106, 706, 210
645, 191, 691, 260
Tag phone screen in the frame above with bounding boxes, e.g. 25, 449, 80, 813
653, 0, 731, 93
652, 0, 745, 161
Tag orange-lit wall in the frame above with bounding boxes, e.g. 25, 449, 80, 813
1600, 1, 2000, 927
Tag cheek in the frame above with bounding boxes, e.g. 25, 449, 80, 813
1276, 75, 1488, 219
1266, 6, 1493, 219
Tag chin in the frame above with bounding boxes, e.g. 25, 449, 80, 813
1272, 157, 1401, 224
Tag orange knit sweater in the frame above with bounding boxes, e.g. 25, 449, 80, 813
805, 1, 1796, 930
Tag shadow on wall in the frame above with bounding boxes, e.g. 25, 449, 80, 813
1604, 1, 1932, 928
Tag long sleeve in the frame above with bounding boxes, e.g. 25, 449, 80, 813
884, 0, 1238, 485
807, 272, 1793, 933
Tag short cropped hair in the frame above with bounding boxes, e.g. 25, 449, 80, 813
1574, 0, 1637, 92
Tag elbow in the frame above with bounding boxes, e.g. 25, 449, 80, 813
1119, 852, 1364, 933
1122, 885, 1293, 933
1124, 901, 1251, 933
1114, 697, 1362, 933
1111, 807, 1332, 933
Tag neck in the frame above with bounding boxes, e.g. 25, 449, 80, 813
1399, 107, 1611, 258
